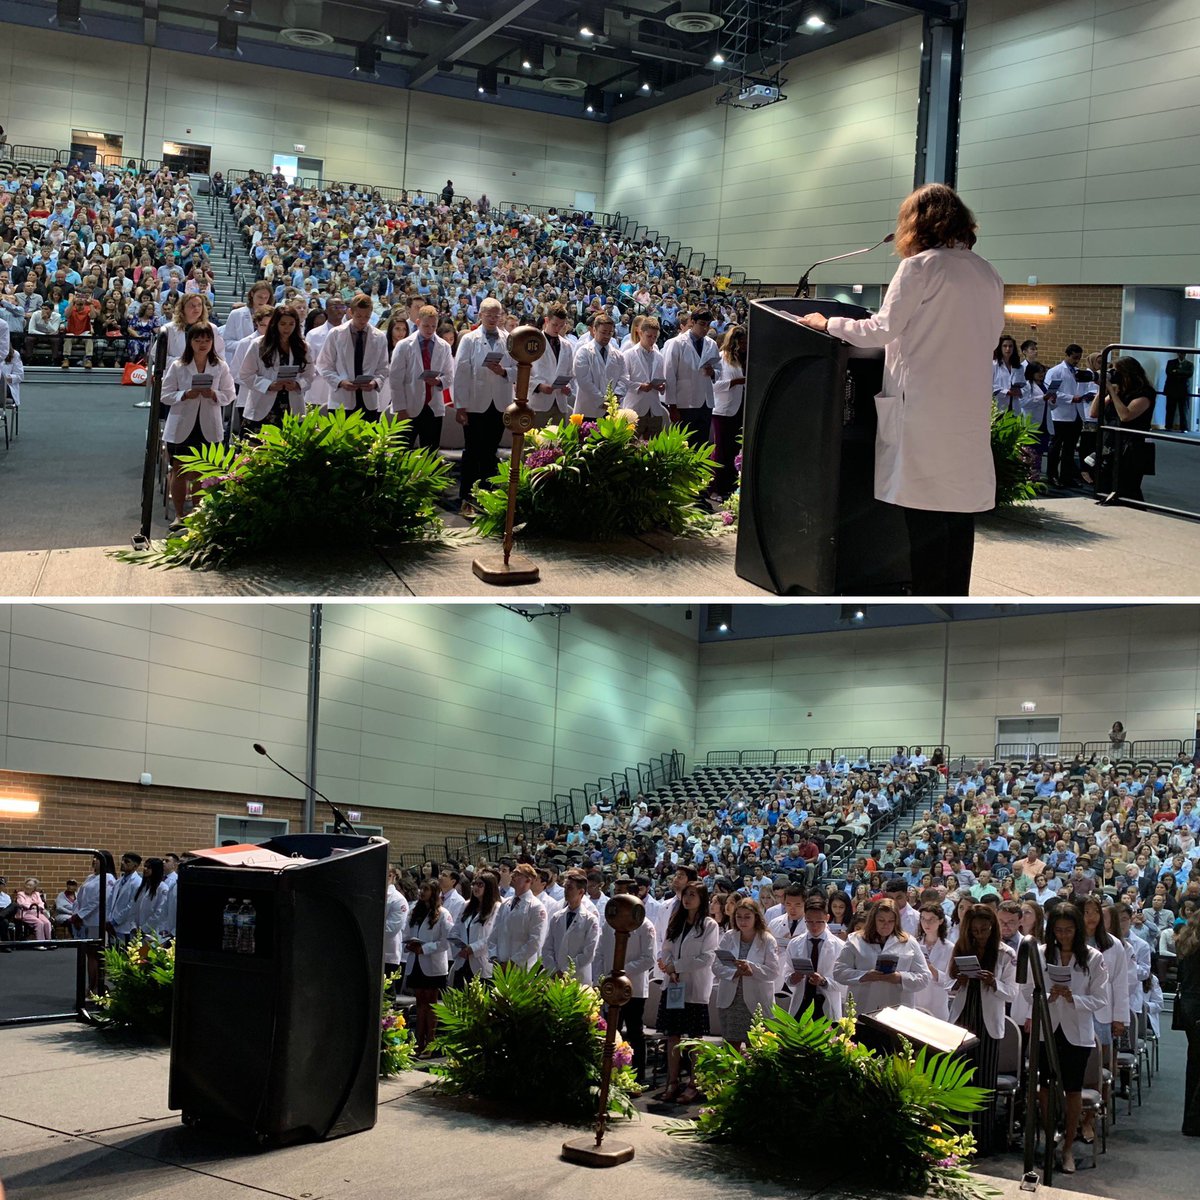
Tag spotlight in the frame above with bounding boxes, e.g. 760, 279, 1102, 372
385, 12, 411, 47
583, 84, 603, 114
353, 41, 379, 76
637, 63, 662, 95
477, 66, 498, 96
718, 623, 729, 633
577, 5, 596, 37
711, 51, 725, 65
839, 604, 866, 623
520, 39, 540, 71
705, 604, 733, 635
211, 16, 242, 55
798, 1, 833, 33
50, 0, 84, 29
224, 0, 251, 20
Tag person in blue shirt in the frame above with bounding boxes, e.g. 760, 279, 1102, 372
1033, 771, 1057, 799
1175, 800, 1200, 836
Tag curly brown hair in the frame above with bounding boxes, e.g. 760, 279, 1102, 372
894, 183, 978, 259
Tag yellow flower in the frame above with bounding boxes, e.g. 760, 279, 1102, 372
395, 1015, 406, 1028
569, 413, 584, 426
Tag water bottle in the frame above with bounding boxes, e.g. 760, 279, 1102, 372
236, 899, 256, 955
221, 898, 239, 951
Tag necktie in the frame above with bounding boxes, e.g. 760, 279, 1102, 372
353, 327, 365, 410
789, 918, 799, 937
600, 343, 607, 362
421, 336, 433, 405
566, 908, 576, 929
547, 335, 560, 362
693, 336, 704, 361
803, 937, 825, 1016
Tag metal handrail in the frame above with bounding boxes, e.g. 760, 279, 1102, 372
0, 845, 109, 1025
1017, 934, 1067, 1186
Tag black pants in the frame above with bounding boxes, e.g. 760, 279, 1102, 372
1048, 418, 1081, 485
617, 997, 646, 1080
404, 404, 444, 452
710, 410, 743, 497
460, 404, 505, 501
674, 406, 711, 446
901, 506, 976, 596
1166, 394, 1191, 432
1184, 1024, 1200, 1135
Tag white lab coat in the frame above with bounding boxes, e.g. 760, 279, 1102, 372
161, 357, 235, 443
74, 872, 115, 938
221, 305, 259, 347
543, 903, 602, 983
452, 325, 516, 413
660, 917, 721, 1004
404, 908, 453, 978
1017, 379, 1049, 428
713, 929, 782, 1017
664, 331, 722, 411
825, 246, 1005, 512
236, 338, 316, 421
304, 321, 339, 408
529, 334, 576, 413
451, 906, 500, 980
712, 359, 746, 417
1124, 934, 1151, 1014
913, 937, 955, 1021
833, 932, 933, 1014
992, 361, 1025, 411
388, 330, 455, 418
596, 916, 658, 1000
947, 943, 1018, 1041
623, 343, 669, 418
1040, 945, 1108, 1047
1044, 361, 1089, 424
441, 888, 467, 922
488, 891, 547, 969
165, 323, 226, 362
1, 349, 23, 406
108, 871, 143, 937
317, 321, 390, 411
571, 341, 628, 417
134, 882, 172, 938
783, 929, 848, 1021
1095, 938, 1131, 1027
768, 914, 807, 986
383, 884, 410, 965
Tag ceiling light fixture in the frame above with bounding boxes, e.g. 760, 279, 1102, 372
211, 16, 242, 55
583, 84, 603, 113
50, 0, 84, 29
797, 1, 833, 33
477, 66, 499, 96
385, 12, 411, 46
224, 0, 251, 20
353, 41, 379, 76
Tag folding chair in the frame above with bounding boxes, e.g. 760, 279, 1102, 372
1080, 1045, 1108, 1164
993, 1016, 1023, 1148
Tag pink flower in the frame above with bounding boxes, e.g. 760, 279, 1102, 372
719, 510, 735, 525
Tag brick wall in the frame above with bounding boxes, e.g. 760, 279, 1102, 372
1001, 285, 1124, 364
0, 771, 491, 889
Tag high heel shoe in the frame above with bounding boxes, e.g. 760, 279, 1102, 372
1060, 1151, 1076, 1174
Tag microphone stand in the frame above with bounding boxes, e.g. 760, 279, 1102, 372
253, 743, 359, 835
794, 234, 895, 299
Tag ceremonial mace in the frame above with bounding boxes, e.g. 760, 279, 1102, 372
562, 893, 644, 1168
471, 325, 545, 586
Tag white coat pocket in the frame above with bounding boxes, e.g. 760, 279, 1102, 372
874, 393, 903, 499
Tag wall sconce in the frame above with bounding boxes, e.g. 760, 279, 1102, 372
0, 797, 40, 816
1004, 304, 1053, 317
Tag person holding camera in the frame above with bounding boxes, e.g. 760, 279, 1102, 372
1090, 355, 1154, 501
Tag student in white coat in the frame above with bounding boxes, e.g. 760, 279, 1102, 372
623, 315, 669, 437
403, 880, 454, 1054
317, 293, 389, 420
73, 851, 116, 993
714, 897, 781, 1047
1, 342, 23, 421
529, 304, 576, 426
992, 336, 1025, 413
383, 866, 411, 980
572, 313, 628, 417
543, 871, 601, 983
710, 325, 746, 498
133, 858, 172, 939
947, 905, 1018, 1153
304, 297, 345, 410
596, 877, 658, 1083
1110, 902, 1151, 1028
654, 879, 720, 1104
1081, 895, 1129, 1140
833, 897, 932, 1014
228, 307, 273, 439
452, 297, 517, 513
161, 323, 235, 526
450, 870, 501, 985
1036, 903, 1109, 1173
237, 306, 315, 433
487, 863, 547, 970
913, 902, 955, 1021
664, 308, 722, 445
784, 897, 848, 1021
1043, 344, 1086, 488
221, 281, 274, 349
797, 183, 1005, 596
388, 304, 454, 449
164, 293, 226, 362
107, 852, 144, 943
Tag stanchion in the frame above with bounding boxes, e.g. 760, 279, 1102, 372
133, 332, 170, 548
472, 325, 545, 586
561, 893, 644, 1167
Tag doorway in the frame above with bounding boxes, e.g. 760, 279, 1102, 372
995, 716, 1060, 758
215, 815, 289, 845
272, 153, 324, 185
71, 129, 123, 169
162, 140, 211, 173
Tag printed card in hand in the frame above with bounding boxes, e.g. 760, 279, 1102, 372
954, 955, 984, 978
877, 954, 899, 975
276, 364, 300, 380
790, 954, 815, 976
190, 372, 213, 390
714, 948, 738, 966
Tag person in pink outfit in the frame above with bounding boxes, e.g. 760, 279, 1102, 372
16, 879, 53, 941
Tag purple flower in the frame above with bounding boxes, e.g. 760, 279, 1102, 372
719, 510, 735, 525
580, 420, 598, 436
197, 477, 221, 490
734, 452, 743, 472
525, 445, 564, 470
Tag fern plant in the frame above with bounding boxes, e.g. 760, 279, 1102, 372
471, 393, 716, 540
113, 409, 453, 569
991, 406, 1045, 507
668, 1003, 993, 1200
430, 964, 637, 1123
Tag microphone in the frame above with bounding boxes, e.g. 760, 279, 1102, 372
794, 233, 895, 299
252, 742, 359, 835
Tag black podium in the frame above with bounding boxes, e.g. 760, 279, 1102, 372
169, 833, 388, 1145
735, 297, 910, 595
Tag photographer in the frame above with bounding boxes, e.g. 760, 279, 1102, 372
1090, 355, 1154, 501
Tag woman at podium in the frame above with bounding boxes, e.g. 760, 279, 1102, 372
798, 184, 1004, 596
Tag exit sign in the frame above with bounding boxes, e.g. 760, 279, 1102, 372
348, 810, 362, 823
1186, 286, 1200, 299
246, 801, 264, 816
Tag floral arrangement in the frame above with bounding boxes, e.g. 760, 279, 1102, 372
715, 449, 742, 528
666, 1001, 993, 1200
991, 406, 1045, 507
380, 971, 418, 1076
91, 934, 176, 1041
470, 392, 716, 540
114, 409, 453, 570
430, 964, 639, 1122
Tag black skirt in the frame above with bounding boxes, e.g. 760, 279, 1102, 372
408, 961, 448, 991
655, 995, 710, 1038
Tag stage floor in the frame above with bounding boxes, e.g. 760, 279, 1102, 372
5, 1018, 1188, 1200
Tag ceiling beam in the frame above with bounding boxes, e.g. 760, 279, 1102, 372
408, 0, 545, 88
866, 0, 959, 15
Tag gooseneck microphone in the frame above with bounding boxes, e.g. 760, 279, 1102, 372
794, 232, 895, 299
252, 742, 359, 835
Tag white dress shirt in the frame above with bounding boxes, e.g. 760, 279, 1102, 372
452, 325, 516, 413
543, 903, 602, 983
488, 890, 547, 969
572, 340, 629, 417
317, 321, 390, 412
389, 329, 455, 418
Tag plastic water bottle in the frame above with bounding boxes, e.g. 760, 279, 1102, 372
236, 899, 256, 955
221, 898, 239, 951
